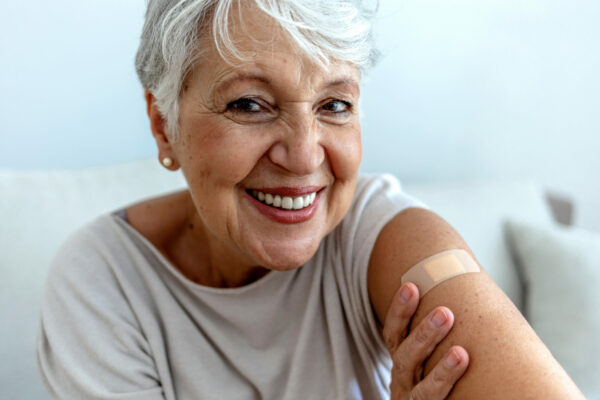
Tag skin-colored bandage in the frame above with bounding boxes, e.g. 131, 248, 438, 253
401, 249, 480, 298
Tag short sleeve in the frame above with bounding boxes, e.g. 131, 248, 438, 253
332, 174, 429, 391
36, 225, 165, 400
351, 174, 428, 348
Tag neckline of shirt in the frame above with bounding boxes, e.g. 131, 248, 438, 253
105, 213, 288, 296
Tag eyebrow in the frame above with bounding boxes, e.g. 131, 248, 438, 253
325, 77, 360, 94
213, 73, 272, 95
213, 72, 359, 95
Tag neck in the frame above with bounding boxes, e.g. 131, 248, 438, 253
164, 198, 270, 288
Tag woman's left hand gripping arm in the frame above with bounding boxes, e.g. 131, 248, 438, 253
383, 281, 469, 399
369, 207, 586, 399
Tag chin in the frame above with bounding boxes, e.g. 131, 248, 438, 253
254, 238, 321, 270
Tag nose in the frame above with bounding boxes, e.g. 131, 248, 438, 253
268, 112, 325, 175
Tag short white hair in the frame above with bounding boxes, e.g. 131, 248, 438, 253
135, 0, 379, 140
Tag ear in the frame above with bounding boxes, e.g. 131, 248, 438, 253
145, 90, 179, 170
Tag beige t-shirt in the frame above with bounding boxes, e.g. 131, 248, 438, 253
37, 174, 427, 400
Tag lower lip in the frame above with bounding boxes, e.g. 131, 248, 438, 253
244, 190, 323, 224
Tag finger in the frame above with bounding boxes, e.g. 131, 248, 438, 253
382, 282, 419, 353
410, 346, 469, 400
391, 306, 455, 388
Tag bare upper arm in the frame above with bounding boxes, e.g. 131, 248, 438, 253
368, 207, 583, 399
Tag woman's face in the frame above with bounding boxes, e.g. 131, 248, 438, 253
161, 6, 362, 271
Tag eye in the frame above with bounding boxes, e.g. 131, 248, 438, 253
224, 97, 275, 123
321, 100, 352, 114
226, 98, 264, 113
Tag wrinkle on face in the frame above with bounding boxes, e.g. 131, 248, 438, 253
188, 29, 360, 115
162, 1, 363, 284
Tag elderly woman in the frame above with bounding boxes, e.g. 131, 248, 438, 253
37, 1, 583, 399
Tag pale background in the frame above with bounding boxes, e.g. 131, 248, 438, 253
1, 0, 599, 231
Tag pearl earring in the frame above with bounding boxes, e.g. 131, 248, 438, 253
161, 157, 174, 168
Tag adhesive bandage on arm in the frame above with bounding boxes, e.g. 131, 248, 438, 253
401, 249, 480, 298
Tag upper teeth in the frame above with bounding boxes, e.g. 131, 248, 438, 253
251, 190, 317, 210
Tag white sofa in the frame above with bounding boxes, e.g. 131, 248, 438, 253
1, 159, 597, 399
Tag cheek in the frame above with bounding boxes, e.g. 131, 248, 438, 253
321, 124, 361, 230
178, 118, 266, 186
326, 124, 362, 180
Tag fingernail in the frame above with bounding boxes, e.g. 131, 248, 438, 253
398, 285, 412, 303
444, 349, 461, 369
430, 308, 448, 328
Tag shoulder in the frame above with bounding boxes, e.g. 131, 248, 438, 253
351, 174, 427, 212
338, 174, 429, 242
45, 214, 142, 310
367, 207, 476, 325
46, 204, 171, 310
39, 214, 164, 398
124, 189, 193, 248
323, 174, 429, 274
50, 214, 125, 276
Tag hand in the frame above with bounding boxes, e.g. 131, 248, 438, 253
383, 282, 469, 400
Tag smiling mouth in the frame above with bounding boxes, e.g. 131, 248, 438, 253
247, 189, 318, 210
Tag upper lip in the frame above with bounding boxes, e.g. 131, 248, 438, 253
248, 186, 324, 197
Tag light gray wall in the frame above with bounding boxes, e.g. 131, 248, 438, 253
361, 0, 600, 231
1, 0, 599, 230
0, 0, 151, 168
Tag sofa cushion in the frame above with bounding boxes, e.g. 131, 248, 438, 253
505, 220, 600, 399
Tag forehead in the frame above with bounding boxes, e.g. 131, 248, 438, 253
189, 2, 359, 94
